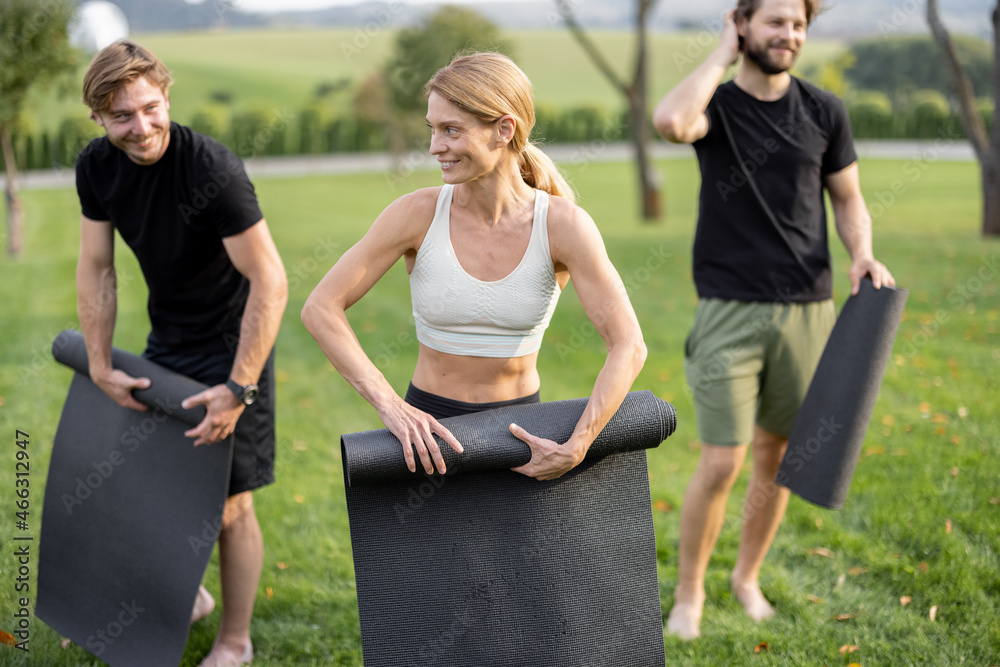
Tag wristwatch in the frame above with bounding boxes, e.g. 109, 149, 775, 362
225, 378, 259, 406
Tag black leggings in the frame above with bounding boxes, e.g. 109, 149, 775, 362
404, 383, 540, 420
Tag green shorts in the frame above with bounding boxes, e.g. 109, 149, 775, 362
684, 298, 835, 446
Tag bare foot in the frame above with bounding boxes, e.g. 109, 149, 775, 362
199, 641, 253, 667
191, 586, 216, 624
731, 583, 775, 622
665, 601, 703, 640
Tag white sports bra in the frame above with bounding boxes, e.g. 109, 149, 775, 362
410, 184, 561, 358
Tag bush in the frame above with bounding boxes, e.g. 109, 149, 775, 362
55, 117, 102, 170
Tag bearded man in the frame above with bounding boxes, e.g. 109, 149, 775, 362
653, 0, 894, 639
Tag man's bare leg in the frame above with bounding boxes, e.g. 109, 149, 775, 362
730, 424, 790, 622
666, 442, 748, 640
191, 585, 215, 624
199, 492, 262, 666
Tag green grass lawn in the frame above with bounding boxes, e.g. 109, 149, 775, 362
28, 27, 844, 131
0, 156, 997, 665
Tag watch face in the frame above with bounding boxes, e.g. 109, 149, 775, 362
243, 385, 259, 406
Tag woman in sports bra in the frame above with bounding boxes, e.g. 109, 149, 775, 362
302, 52, 646, 481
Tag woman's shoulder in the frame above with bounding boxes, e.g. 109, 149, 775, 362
544, 193, 596, 234
543, 193, 605, 262
376, 186, 443, 227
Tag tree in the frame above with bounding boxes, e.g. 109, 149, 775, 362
927, 0, 1000, 236
0, 0, 77, 257
845, 35, 993, 101
555, 0, 661, 221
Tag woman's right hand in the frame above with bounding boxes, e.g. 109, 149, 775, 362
377, 397, 464, 475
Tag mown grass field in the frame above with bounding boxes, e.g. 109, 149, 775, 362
27, 26, 845, 131
0, 155, 997, 666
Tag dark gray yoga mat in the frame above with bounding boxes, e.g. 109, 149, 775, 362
342, 390, 675, 667
36, 330, 232, 666
777, 279, 908, 509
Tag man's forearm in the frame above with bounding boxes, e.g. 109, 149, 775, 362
834, 195, 875, 261
228, 275, 288, 386
76, 262, 117, 377
653, 49, 732, 141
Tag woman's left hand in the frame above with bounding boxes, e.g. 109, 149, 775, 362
508, 423, 585, 481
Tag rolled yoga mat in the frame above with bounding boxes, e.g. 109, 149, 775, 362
776, 279, 908, 509
36, 330, 233, 667
342, 390, 675, 667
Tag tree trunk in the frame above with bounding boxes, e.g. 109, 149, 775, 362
983, 160, 1000, 236
629, 92, 660, 221
632, 0, 661, 222
1, 123, 24, 258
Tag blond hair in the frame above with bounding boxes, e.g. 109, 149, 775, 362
82, 40, 173, 114
426, 52, 575, 203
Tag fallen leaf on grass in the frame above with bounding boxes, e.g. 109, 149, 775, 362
848, 567, 868, 576
809, 547, 834, 558
836, 574, 846, 588
848, 663, 863, 667
61, 638, 73, 649
0, 397, 5, 407
833, 613, 856, 621
919, 401, 931, 415
951, 435, 961, 444
277, 562, 288, 570
0, 631, 16, 646
900, 596, 912, 606
266, 587, 274, 600
991, 498, 1000, 505
929, 605, 937, 621
806, 595, 823, 603
815, 517, 823, 529
935, 426, 947, 435
931, 412, 949, 423
950, 467, 959, 477
294, 494, 305, 504
945, 519, 952, 534
863, 446, 884, 458
958, 405, 969, 418
653, 500, 673, 513
839, 644, 859, 654
919, 562, 929, 572
880, 415, 895, 426
754, 642, 768, 653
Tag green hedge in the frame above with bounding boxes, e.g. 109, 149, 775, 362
2, 98, 991, 172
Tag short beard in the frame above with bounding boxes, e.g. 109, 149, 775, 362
744, 40, 797, 75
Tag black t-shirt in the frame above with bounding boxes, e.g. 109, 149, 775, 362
77, 123, 264, 354
692, 78, 857, 303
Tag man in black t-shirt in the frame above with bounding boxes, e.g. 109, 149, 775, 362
75, 41, 287, 665
653, 0, 894, 640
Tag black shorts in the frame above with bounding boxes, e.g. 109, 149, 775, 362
404, 382, 540, 420
143, 344, 276, 496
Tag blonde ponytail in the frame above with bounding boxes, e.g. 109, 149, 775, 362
520, 142, 576, 204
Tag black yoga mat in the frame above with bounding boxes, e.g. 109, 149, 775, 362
776, 279, 908, 509
342, 390, 675, 667
36, 330, 232, 666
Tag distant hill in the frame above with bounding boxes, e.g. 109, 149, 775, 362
93, 0, 994, 39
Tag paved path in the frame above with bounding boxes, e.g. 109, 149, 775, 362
2, 140, 975, 192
